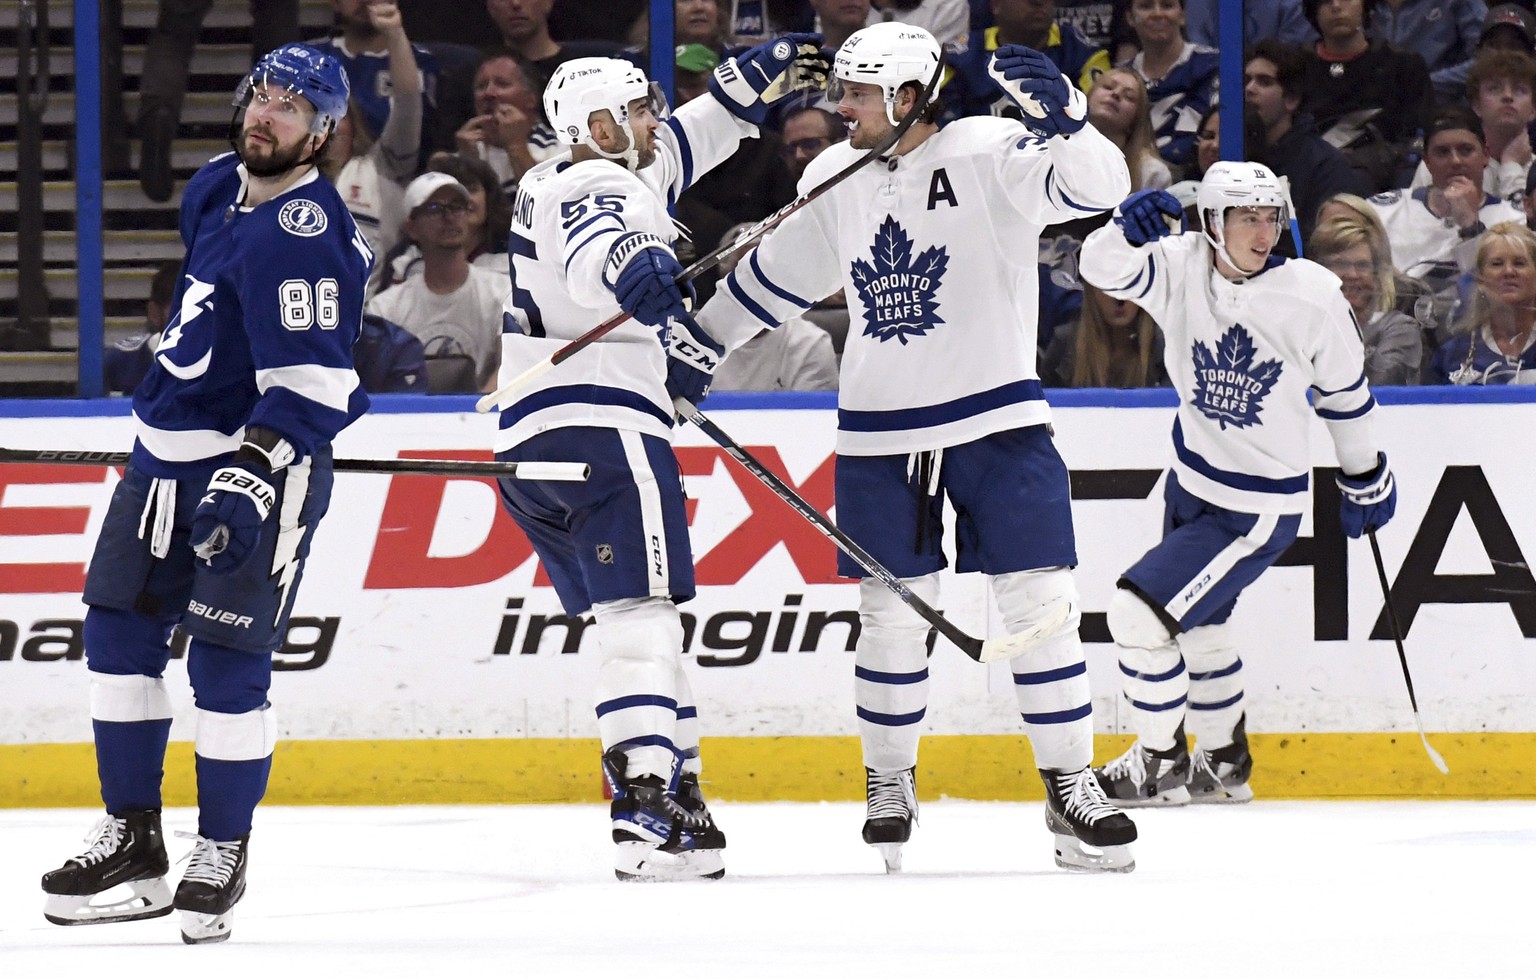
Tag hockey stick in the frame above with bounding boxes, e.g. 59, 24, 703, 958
475, 57, 947, 415
0, 446, 589, 481
674, 398, 1070, 664
1367, 529, 1450, 775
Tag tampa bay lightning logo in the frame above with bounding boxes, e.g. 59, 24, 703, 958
1191, 323, 1282, 429
849, 215, 949, 344
278, 199, 328, 237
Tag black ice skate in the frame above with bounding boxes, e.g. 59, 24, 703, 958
1093, 736, 1192, 807
677, 771, 728, 850
1042, 768, 1138, 873
602, 749, 725, 882
1189, 715, 1255, 804
862, 767, 917, 873
173, 833, 248, 944
42, 809, 173, 926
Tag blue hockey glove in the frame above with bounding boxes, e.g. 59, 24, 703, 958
710, 32, 829, 126
605, 232, 696, 330
1114, 190, 1186, 246
1336, 452, 1397, 539
189, 428, 295, 574
987, 45, 1087, 138
666, 313, 725, 403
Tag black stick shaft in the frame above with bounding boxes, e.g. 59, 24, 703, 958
0, 446, 589, 481
1368, 528, 1420, 713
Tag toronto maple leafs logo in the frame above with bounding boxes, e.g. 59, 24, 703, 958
849, 215, 949, 344
1190, 323, 1283, 429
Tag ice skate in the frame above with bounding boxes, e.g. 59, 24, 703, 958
1093, 738, 1192, 807
862, 767, 917, 873
602, 750, 725, 882
676, 771, 728, 850
1042, 768, 1137, 873
42, 809, 173, 926
1189, 716, 1255, 804
173, 833, 248, 944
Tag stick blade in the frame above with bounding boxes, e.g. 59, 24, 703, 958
1419, 731, 1451, 775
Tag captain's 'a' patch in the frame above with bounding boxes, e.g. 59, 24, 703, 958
849, 215, 949, 345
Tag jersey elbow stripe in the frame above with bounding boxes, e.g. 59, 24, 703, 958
856, 705, 927, 727
854, 666, 930, 685
1314, 371, 1367, 397
255, 365, 360, 413
564, 211, 625, 245
725, 273, 782, 329
665, 116, 694, 196
1315, 395, 1375, 421
565, 226, 623, 274
839, 379, 1044, 432
748, 249, 814, 308
1020, 702, 1093, 724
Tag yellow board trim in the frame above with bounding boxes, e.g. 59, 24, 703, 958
5, 733, 1535, 808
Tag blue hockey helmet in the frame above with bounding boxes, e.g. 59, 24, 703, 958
234, 44, 351, 136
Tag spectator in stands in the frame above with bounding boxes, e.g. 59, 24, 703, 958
1166, 103, 1219, 211
677, 0, 733, 54
354, 313, 430, 392
1429, 221, 1536, 383
1038, 282, 1169, 388
1371, 107, 1524, 291
1310, 215, 1423, 384
870, 0, 972, 49
104, 260, 180, 396
1087, 67, 1171, 191
136, 0, 301, 201
549, 0, 647, 45
366, 172, 508, 392
1409, 49, 1536, 205
379, 154, 512, 290
811, 0, 876, 52
1119, 0, 1219, 175
944, 0, 1111, 122
709, 224, 842, 391
673, 46, 799, 302
1186, 0, 1314, 48
1245, 40, 1373, 242
1315, 191, 1441, 336
780, 106, 847, 180
1481, 4, 1536, 57
311, 0, 440, 167
1371, 0, 1488, 101
488, 0, 623, 95
1301, 0, 1434, 193
728, 0, 817, 44
454, 49, 561, 197
1525, 162, 1536, 226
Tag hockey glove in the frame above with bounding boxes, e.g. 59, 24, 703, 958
988, 45, 1087, 139
1114, 189, 1186, 246
710, 33, 830, 126
666, 313, 725, 403
605, 232, 696, 331
1336, 452, 1397, 539
189, 427, 296, 574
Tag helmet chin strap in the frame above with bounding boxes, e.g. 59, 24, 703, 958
1203, 214, 1260, 280
586, 119, 641, 171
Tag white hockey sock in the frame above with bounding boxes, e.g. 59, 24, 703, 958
855, 576, 937, 772
1118, 641, 1188, 753
1180, 623, 1244, 750
592, 597, 683, 780
994, 569, 1091, 771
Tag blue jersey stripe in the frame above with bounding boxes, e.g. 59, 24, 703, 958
726, 272, 780, 329
749, 249, 814, 309
1315, 395, 1375, 421
1173, 419, 1308, 494
665, 117, 694, 201
676, 705, 698, 720
838, 379, 1044, 433
1314, 371, 1367, 397
498, 383, 674, 428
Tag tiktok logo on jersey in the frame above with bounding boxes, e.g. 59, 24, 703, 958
1190, 323, 1282, 429
849, 215, 948, 344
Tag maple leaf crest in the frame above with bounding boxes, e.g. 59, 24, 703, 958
1189, 323, 1283, 429
848, 215, 949, 344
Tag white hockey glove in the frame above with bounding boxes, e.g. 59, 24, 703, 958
710, 33, 830, 126
1336, 452, 1397, 539
988, 44, 1087, 139
190, 427, 296, 574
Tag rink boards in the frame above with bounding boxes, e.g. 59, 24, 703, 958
2, 390, 1534, 804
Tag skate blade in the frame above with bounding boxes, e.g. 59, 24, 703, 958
1052, 835, 1135, 874
1189, 782, 1254, 805
874, 842, 903, 874
43, 878, 173, 926
180, 908, 235, 944
1113, 784, 1192, 808
614, 842, 725, 882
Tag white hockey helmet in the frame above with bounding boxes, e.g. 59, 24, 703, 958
831, 22, 941, 126
1197, 161, 1293, 272
543, 57, 668, 167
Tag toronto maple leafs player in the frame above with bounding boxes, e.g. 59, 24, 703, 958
40, 45, 370, 943
492, 40, 829, 881
692, 22, 1139, 874
1078, 165, 1399, 806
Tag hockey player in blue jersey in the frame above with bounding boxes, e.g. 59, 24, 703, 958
692, 22, 1139, 874
1078, 164, 1399, 807
41, 44, 371, 944
491, 40, 829, 881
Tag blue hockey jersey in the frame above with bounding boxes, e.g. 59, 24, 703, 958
131, 152, 372, 478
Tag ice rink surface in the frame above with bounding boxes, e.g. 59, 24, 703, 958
2, 799, 1530, 977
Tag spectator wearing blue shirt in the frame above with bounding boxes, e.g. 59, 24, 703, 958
1185, 0, 1314, 48
1371, 0, 1489, 101
944, 0, 1111, 122
1120, 0, 1219, 175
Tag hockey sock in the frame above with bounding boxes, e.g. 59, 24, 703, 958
1180, 623, 1244, 750
1118, 642, 1189, 753
855, 577, 937, 771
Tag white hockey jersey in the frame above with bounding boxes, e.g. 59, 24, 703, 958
696, 116, 1131, 455
495, 95, 756, 451
1079, 228, 1381, 514
1370, 187, 1523, 284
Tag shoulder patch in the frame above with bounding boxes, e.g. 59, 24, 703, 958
278, 199, 329, 237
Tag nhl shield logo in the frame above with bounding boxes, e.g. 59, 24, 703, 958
596, 544, 614, 565
278, 199, 328, 237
